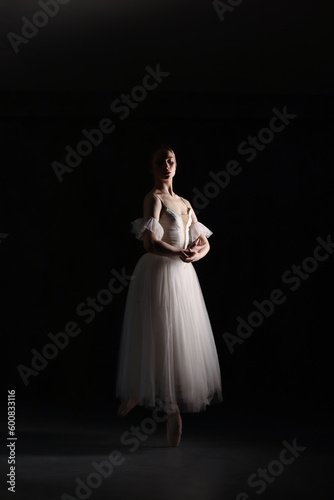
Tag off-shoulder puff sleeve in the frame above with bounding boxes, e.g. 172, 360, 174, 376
189, 221, 213, 244
131, 216, 164, 241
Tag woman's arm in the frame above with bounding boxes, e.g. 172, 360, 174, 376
180, 234, 210, 262
142, 194, 184, 257
179, 199, 211, 263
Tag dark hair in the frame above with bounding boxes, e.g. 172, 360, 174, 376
149, 144, 175, 166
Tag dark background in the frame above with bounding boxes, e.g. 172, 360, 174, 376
2, 0, 334, 426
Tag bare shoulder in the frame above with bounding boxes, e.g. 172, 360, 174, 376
143, 190, 163, 218
143, 190, 154, 204
178, 195, 192, 208
144, 190, 162, 206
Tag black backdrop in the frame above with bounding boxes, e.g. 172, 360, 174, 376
2, 0, 334, 426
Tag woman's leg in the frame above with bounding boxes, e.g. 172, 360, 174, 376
117, 396, 139, 417
165, 401, 182, 446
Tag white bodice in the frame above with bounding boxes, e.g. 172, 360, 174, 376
159, 205, 192, 249
131, 207, 213, 250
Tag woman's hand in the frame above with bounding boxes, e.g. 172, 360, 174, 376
179, 237, 207, 263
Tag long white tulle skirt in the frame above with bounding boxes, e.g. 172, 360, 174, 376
116, 252, 223, 414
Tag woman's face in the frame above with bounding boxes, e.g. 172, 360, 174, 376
151, 148, 177, 180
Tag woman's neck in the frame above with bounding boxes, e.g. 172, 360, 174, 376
154, 180, 174, 197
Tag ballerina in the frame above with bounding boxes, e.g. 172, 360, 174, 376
116, 144, 222, 446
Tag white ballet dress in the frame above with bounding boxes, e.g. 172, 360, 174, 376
116, 197, 223, 414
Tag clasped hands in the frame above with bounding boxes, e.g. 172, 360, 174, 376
179, 237, 207, 263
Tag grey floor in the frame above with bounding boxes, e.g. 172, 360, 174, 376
2, 407, 333, 500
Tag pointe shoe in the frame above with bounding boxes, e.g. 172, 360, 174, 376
117, 396, 139, 417
166, 412, 182, 447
